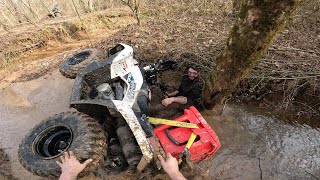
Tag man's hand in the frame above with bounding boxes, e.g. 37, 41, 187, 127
158, 153, 186, 180
162, 98, 174, 106
162, 96, 187, 106
56, 151, 93, 180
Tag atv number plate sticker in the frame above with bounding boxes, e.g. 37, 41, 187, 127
127, 73, 136, 99
111, 61, 129, 77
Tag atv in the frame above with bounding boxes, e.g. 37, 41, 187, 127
18, 43, 220, 178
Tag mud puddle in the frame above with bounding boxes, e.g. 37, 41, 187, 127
0, 71, 319, 179
0, 70, 73, 180
201, 104, 320, 180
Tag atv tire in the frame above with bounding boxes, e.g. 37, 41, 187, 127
18, 111, 107, 178
60, 48, 101, 79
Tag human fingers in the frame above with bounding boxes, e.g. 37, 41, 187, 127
166, 153, 173, 161
60, 153, 66, 163
56, 161, 62, 167
82, 159, 93, 167
64, 151, 70, 159
69, 151, 75, 159
157, 154, 165, 164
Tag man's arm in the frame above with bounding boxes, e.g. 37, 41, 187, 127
161, 96, 187, 106
166, 90, 179, 97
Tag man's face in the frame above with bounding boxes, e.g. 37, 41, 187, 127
187, 68, 199, 80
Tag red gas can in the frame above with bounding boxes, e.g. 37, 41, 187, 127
153, 106, 220, 163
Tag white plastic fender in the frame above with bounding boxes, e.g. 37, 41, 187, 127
112, 100, 153, 171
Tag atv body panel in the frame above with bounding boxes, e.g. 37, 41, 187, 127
70, 44, 152, 171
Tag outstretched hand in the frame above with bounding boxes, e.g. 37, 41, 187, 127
158, 153, 186, 180
57, 151, 93, 180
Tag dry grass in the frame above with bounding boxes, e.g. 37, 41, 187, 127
97, 0, 234, 73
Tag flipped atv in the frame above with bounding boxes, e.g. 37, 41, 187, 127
19, 44, 221, 178
18, 44, 179, 177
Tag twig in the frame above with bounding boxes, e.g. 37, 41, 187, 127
260, 58, 318, 63
222, 97, 230, 112
293, 101, 320, 116
269, 46, 320, 56
39, 0, 51, 15
305, 170, 320, 180
281, 79, 287, 110
17, 0, 38, 19
120, 0, 140, 25
245, 75, 320, 80
258, 157, 263, 179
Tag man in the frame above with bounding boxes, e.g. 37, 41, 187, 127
161, 65, 204, 111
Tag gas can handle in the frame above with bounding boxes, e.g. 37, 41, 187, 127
165, 129, 188, 146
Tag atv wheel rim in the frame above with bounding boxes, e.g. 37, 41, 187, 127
67, 51, 91, 65
34, 125, 73, 159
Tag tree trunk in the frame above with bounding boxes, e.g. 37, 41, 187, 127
121, 0, 140, 25
203, 0, 303, 109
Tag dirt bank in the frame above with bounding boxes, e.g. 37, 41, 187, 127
0, 7, 134, 82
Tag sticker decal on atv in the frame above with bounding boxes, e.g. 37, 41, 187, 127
127, 73, 136, 99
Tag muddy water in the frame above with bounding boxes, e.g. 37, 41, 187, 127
0, 70, 73, 180
0, 71, 319, 179
202, 105, 320, 180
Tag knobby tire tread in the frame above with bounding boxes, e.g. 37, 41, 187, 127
59, 49, 102, 79
18, 111, 107, 178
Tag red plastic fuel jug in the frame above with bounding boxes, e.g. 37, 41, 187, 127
154, 106, 221, 163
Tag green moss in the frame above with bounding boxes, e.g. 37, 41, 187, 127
204, 0, 304, 108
